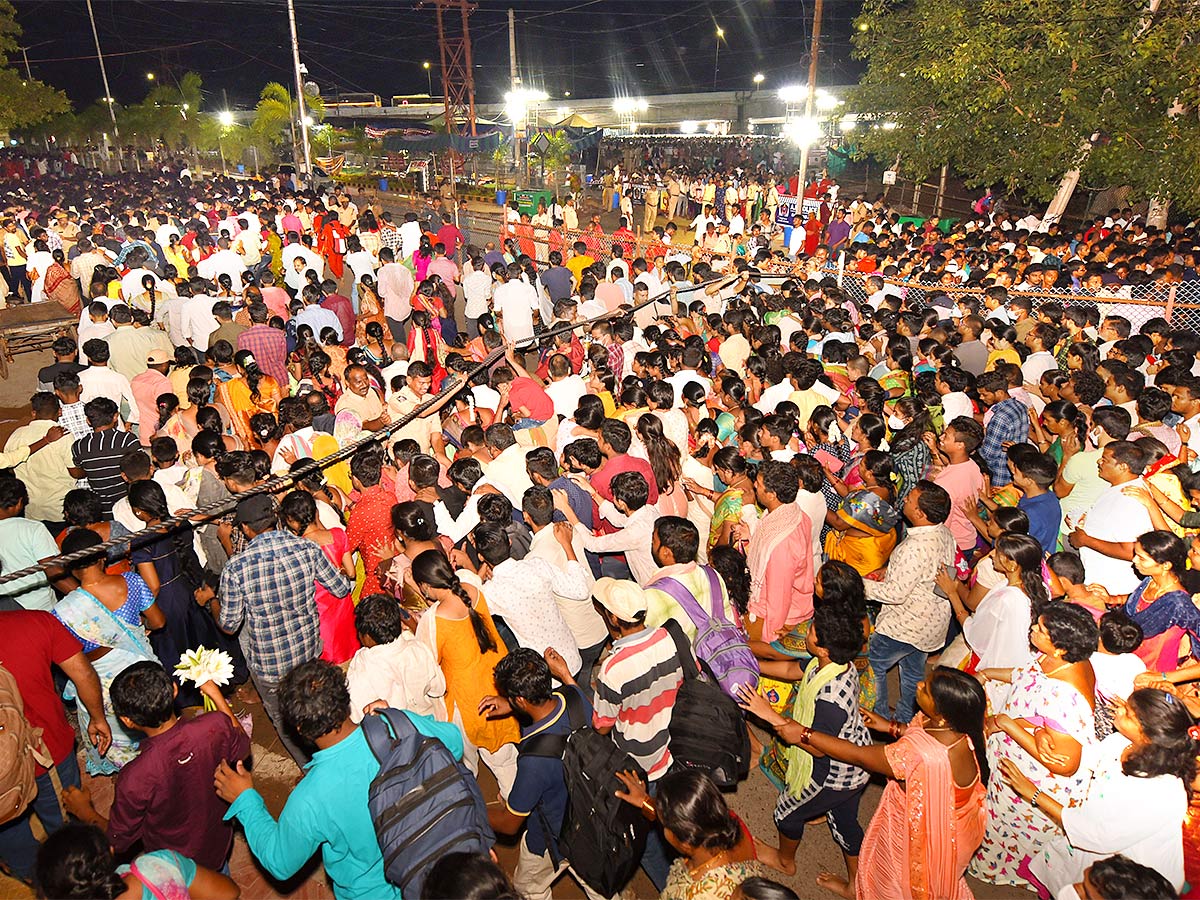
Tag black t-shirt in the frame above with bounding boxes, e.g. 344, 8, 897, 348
37, 360, 85, 387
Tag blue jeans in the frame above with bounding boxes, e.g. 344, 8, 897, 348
0, 751, 81, 881
869, 632, 927, 724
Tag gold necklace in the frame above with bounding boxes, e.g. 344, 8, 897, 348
1042, 657, 1072, 677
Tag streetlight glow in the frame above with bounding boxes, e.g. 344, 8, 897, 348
218, 111, 234, 127
423, 61, 431, 70
784, 116, 822, 147
816, 92, 840, 111
753, 73, 765, 85
680, 120, 698, 134
777, 85, 806, 104
612, 97, 648, 115
715, 25, 724, 38
146, 72, 154, 81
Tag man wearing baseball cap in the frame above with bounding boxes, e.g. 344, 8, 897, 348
130, 348, 172, 445
590, 577, 685, 890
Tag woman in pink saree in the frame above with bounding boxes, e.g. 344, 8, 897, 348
739, 666, 987, 899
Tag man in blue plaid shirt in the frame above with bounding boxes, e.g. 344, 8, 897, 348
976, 370, 1030, 488
214, 494, 351, 765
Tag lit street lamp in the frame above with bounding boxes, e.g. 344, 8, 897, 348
146, 72, 154, 81
423, 61, 432, 96
753, 72, 765, 89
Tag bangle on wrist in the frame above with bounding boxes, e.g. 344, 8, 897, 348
1030, 788, 1042, 807
640, 797, 656, 819
798, 725, 813, 746
888, 720, 900, 739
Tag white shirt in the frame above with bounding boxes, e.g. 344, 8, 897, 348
1078, 480, 1153, 594
576, 503, 662, 586
473, 557, 585, 674
493, 280, 538, 347
346, 634, 447, 724
941, 391, 974, 422
399, 221, 423, 260
544, 375, 587, 420
180, 296, 221, 351
197, 248, 246, 286
1033, 733, 1187, 895
963, 584, 1034, 709
121, 267, 161, 301
344, 250, 376, 284
796, 490, 826, 575
482, 443, 533, 507
1021, 350, 1058, 386
283, 247, 324, 291
1090, 651, 1147, 701
79, 366, 139, 424
462, 269, 493, 320
527, 524, 607, 650
26, 250, 54, 302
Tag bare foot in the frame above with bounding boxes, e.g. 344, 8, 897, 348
816, 872, 854, 899
755, 843, 796, 876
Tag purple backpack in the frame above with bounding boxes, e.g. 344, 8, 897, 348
647, 566, 760, 698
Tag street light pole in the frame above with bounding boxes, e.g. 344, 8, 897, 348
85, 0, 122, 172
286, 0, 313, 177
713, 26, 724, 90
424, 61, 433, 96
795, 0, 824, 199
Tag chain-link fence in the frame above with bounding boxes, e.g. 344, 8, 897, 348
831, 271, 1200, 333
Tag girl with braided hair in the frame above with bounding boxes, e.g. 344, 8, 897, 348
412, 548, 520, 798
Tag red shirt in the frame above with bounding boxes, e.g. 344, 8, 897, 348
347, 484, 396, 596
321, 293, 356, 347
108, 711, 251, 870
0, 610, 82, 772
591, 453, 660, 505
508, 376, 555, 422
436, 224, 463, 256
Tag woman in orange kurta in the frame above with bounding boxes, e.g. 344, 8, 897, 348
216, 349, 283, 447
739, 666, 987, 899
411, 548, 520, 796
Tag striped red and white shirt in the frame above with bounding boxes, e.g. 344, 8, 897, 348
592, 625, 689, 781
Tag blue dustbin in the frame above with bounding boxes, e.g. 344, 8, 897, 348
379, 178, 389, 191
496, 189, 508, 206
612, 192, 620, 210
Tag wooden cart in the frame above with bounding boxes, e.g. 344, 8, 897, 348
0, 302, 78, 379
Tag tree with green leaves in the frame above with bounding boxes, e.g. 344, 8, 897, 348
849, 0, 1200, 211
250, 82, 325, 166
0, 0, 68, 133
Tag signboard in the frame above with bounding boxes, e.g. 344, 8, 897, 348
530, 132, 550, 155
774, 196, 823, 227
882, 169, 897, 185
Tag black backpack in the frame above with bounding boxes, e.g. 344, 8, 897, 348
662, 619, 751, 790
362, 709, 495, 900
520, 689, 650, 898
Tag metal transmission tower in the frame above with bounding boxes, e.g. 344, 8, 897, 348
421, 0, 478, 138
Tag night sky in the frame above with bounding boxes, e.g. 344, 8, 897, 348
10, 0, 864, 110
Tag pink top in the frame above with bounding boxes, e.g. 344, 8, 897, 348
747, 506, 815, 636
934, 460, 987, 552
131, 369, 171, 445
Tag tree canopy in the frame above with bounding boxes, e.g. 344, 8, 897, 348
0, 0, 69, 132
848, 0, 1200, 209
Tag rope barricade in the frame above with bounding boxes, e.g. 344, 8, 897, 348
0, 276, 725, 590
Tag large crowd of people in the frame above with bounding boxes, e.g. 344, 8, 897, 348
0, 150, 1199, 900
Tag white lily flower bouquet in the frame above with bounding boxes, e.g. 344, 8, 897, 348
175, 646, 236, 712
